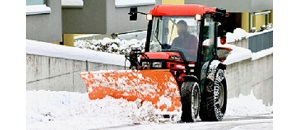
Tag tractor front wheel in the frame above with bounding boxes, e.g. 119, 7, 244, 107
180, 81, 201, 122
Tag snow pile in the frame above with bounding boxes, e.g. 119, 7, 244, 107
219, 43, 252, 65
26, 39, 129, 66
75, 38, 146, 55
222, 45, 273, 65
226, 91, 273, 116
252, 47, 273, 60
226, 28, 249, 43
27, 90, 158, 130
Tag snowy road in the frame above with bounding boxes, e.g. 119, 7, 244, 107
27, 90, 272, 130
91, 114, 273, 130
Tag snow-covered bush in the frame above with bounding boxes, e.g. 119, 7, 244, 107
75, 38, 146, 55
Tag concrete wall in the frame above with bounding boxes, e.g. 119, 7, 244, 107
227, 38, 248, 49
226, 54, 273, 105
26, 52, 273, 105
26, 0, 62, 43
26, 54, 125, 93
62, 0, 154, 34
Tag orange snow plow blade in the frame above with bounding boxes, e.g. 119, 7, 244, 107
80, 70, 181, 112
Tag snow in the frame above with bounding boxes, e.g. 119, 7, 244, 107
27, 90, 158, 130
75, 38, 146, 55
115, 0, 155, 8
26, 5, 51, 15
226, 91, 273, 116
27, 90, 272, 129
26, 39, 129, 66
224, 28, 273, 43
220, 44, 252, 65
252, 47, 273, 60
247, 29, 273, 38
222, 44, 273, 65
226, 28, 249, 43
73, 28, 273, 66
61, 0, 83, 7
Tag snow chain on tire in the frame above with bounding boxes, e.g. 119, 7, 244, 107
200, 68, 227, 121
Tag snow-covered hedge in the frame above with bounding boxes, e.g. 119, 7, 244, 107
74, 28, 273, 57
75, 38, 146, 55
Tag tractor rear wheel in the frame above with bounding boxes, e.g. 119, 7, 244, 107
180, 81, 201, 122
200, 69, 227, 121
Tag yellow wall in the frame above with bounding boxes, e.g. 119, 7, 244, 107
162, 0, 184, 5
253, 14, 266, 30
270, 10, 273, 24
63, 34, 74, 46
241, 12, 250, 32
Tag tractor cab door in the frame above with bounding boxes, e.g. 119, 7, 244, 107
202, 14, 216, 62
200, 14, 217, 91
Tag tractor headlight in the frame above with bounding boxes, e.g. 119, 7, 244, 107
152, 62, 162, 68
142, 62, 150, 67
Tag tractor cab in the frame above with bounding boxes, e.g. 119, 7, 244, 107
147, 15, 217, 62
128, 5, 228, 84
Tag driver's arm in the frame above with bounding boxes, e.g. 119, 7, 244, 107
171, 37, 180, 48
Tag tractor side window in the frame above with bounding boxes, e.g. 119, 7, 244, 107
149, 17, 163, 52
202, 15, 215, 62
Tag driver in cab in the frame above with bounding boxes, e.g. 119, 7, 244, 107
171, 20, 198, 59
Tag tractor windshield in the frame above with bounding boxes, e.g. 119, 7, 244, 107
149, 16, 200, 61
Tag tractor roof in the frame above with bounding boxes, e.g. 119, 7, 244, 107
150, 4, 216, 16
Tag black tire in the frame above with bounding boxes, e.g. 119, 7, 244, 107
200, 69, 227, 121
180, 81, 201, 122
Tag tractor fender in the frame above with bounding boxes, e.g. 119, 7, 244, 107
183, 75, 199, 82
202, 60, 226, 82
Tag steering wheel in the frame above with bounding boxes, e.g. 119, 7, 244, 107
171, 47, 193, 60
161, 43, 171, 49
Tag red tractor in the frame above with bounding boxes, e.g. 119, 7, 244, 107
81, 4, 230, 122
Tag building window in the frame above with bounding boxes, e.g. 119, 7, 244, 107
26, 0, 51, 16
26, 0, 46, 5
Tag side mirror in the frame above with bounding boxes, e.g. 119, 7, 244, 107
128, 7, 137, 21
215, 8, 226, 23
